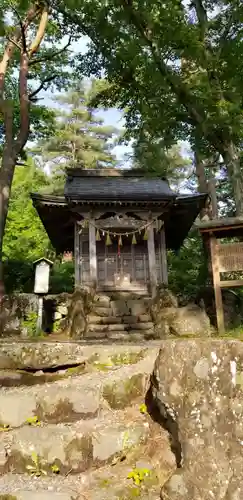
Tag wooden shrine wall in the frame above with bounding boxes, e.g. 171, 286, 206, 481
75, 230, 164, 287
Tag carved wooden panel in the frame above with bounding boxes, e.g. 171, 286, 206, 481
217, 242, 243, 272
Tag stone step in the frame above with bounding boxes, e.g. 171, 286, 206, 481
92, 307, 113, 317
88, 315, 153, 326
0, 351, 158, 427
0, 342, 152, 371
0, 417, 176, 498
89, 323, 127, 332
0, 408, 150, 475
126, 322, 154, 331
88, 315, 122, 324
89, 322, 154, 332
85, 331, 154, 342
129, 330, 156, 339
89, 323, 154, 332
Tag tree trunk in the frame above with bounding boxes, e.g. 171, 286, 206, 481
222, 142, 243, 216
0, 153, 16, 297
194, 151, 213, 219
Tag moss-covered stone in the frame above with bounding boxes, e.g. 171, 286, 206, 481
0, 496, 17, 500
62, 286, 96, 338
110, 350, 147, 366
36, 394, 98, 423
103, 374, 145, 409
64, 435, 93, 472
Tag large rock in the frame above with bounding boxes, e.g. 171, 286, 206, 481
150, 340, 243, 500
62, 287, 96, 338
151, 294, 211, 338
0, 294, 38, 336
169, 304, 211, 337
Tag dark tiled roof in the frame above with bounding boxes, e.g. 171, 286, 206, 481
64, 175, 175, 201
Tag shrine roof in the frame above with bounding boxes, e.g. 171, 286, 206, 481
64, 168, 175, 202
31, 189, 208, 253
196, 216, 243, 238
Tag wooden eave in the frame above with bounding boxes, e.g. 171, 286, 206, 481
31, 192, 208, 253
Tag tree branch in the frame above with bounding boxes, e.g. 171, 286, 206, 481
0, 5, 40, 98
10, 4, 28, 52
29, 36, 72, 66
121, 0, 205, 127
28, 5, 49, 57
190, 0, 208, 38
29, 74, 58, 101
6, 37, 22, 50
13, 51, 30, 156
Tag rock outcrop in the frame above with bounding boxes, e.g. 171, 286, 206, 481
150, 340, 243, 500
0, 294, 38, 337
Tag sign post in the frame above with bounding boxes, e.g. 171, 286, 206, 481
209, 239, 243, 334
34, 258, 53, 334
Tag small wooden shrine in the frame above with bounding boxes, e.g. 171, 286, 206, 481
31, 169, 207, 295
198, 216, 243, 333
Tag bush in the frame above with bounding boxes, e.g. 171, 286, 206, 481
4, 260, 34, 294
49, 261, 74, 294
4, 259, 74, 295
167, 230, 208, 303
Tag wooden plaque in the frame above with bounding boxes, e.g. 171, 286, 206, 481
217, 242, 243, 272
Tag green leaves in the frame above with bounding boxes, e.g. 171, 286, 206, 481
3, 157, 50, 264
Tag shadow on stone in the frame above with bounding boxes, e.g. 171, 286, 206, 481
145, 378, 182, 468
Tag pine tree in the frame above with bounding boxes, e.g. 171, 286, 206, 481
41, 82, 118, 192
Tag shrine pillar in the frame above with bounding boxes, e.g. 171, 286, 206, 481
74, 222, 80, 287
160, 226, 168, 285
89, 218, 97, 285
147, 222, 157, 297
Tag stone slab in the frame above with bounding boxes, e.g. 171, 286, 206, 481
110, 300, 130, 316
88, 316, 122, 325
92, 307, 113, 317
122, 316, 138, 324
94, 295, 111, 307
139, 314, 152, 322
127, 322, 154, 331
0, 343, 90, 370
0, 419, 149, 474
0, 350, 159, 427
89, 323, 127, 332
127, 300, 148, 316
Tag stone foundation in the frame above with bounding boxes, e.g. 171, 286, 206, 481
0, 286, 213, 340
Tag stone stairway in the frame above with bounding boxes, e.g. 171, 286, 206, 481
87, 292, 155, 340
0, 342, 176, 499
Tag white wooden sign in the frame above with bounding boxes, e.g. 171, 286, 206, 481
34, 260, 51, 294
